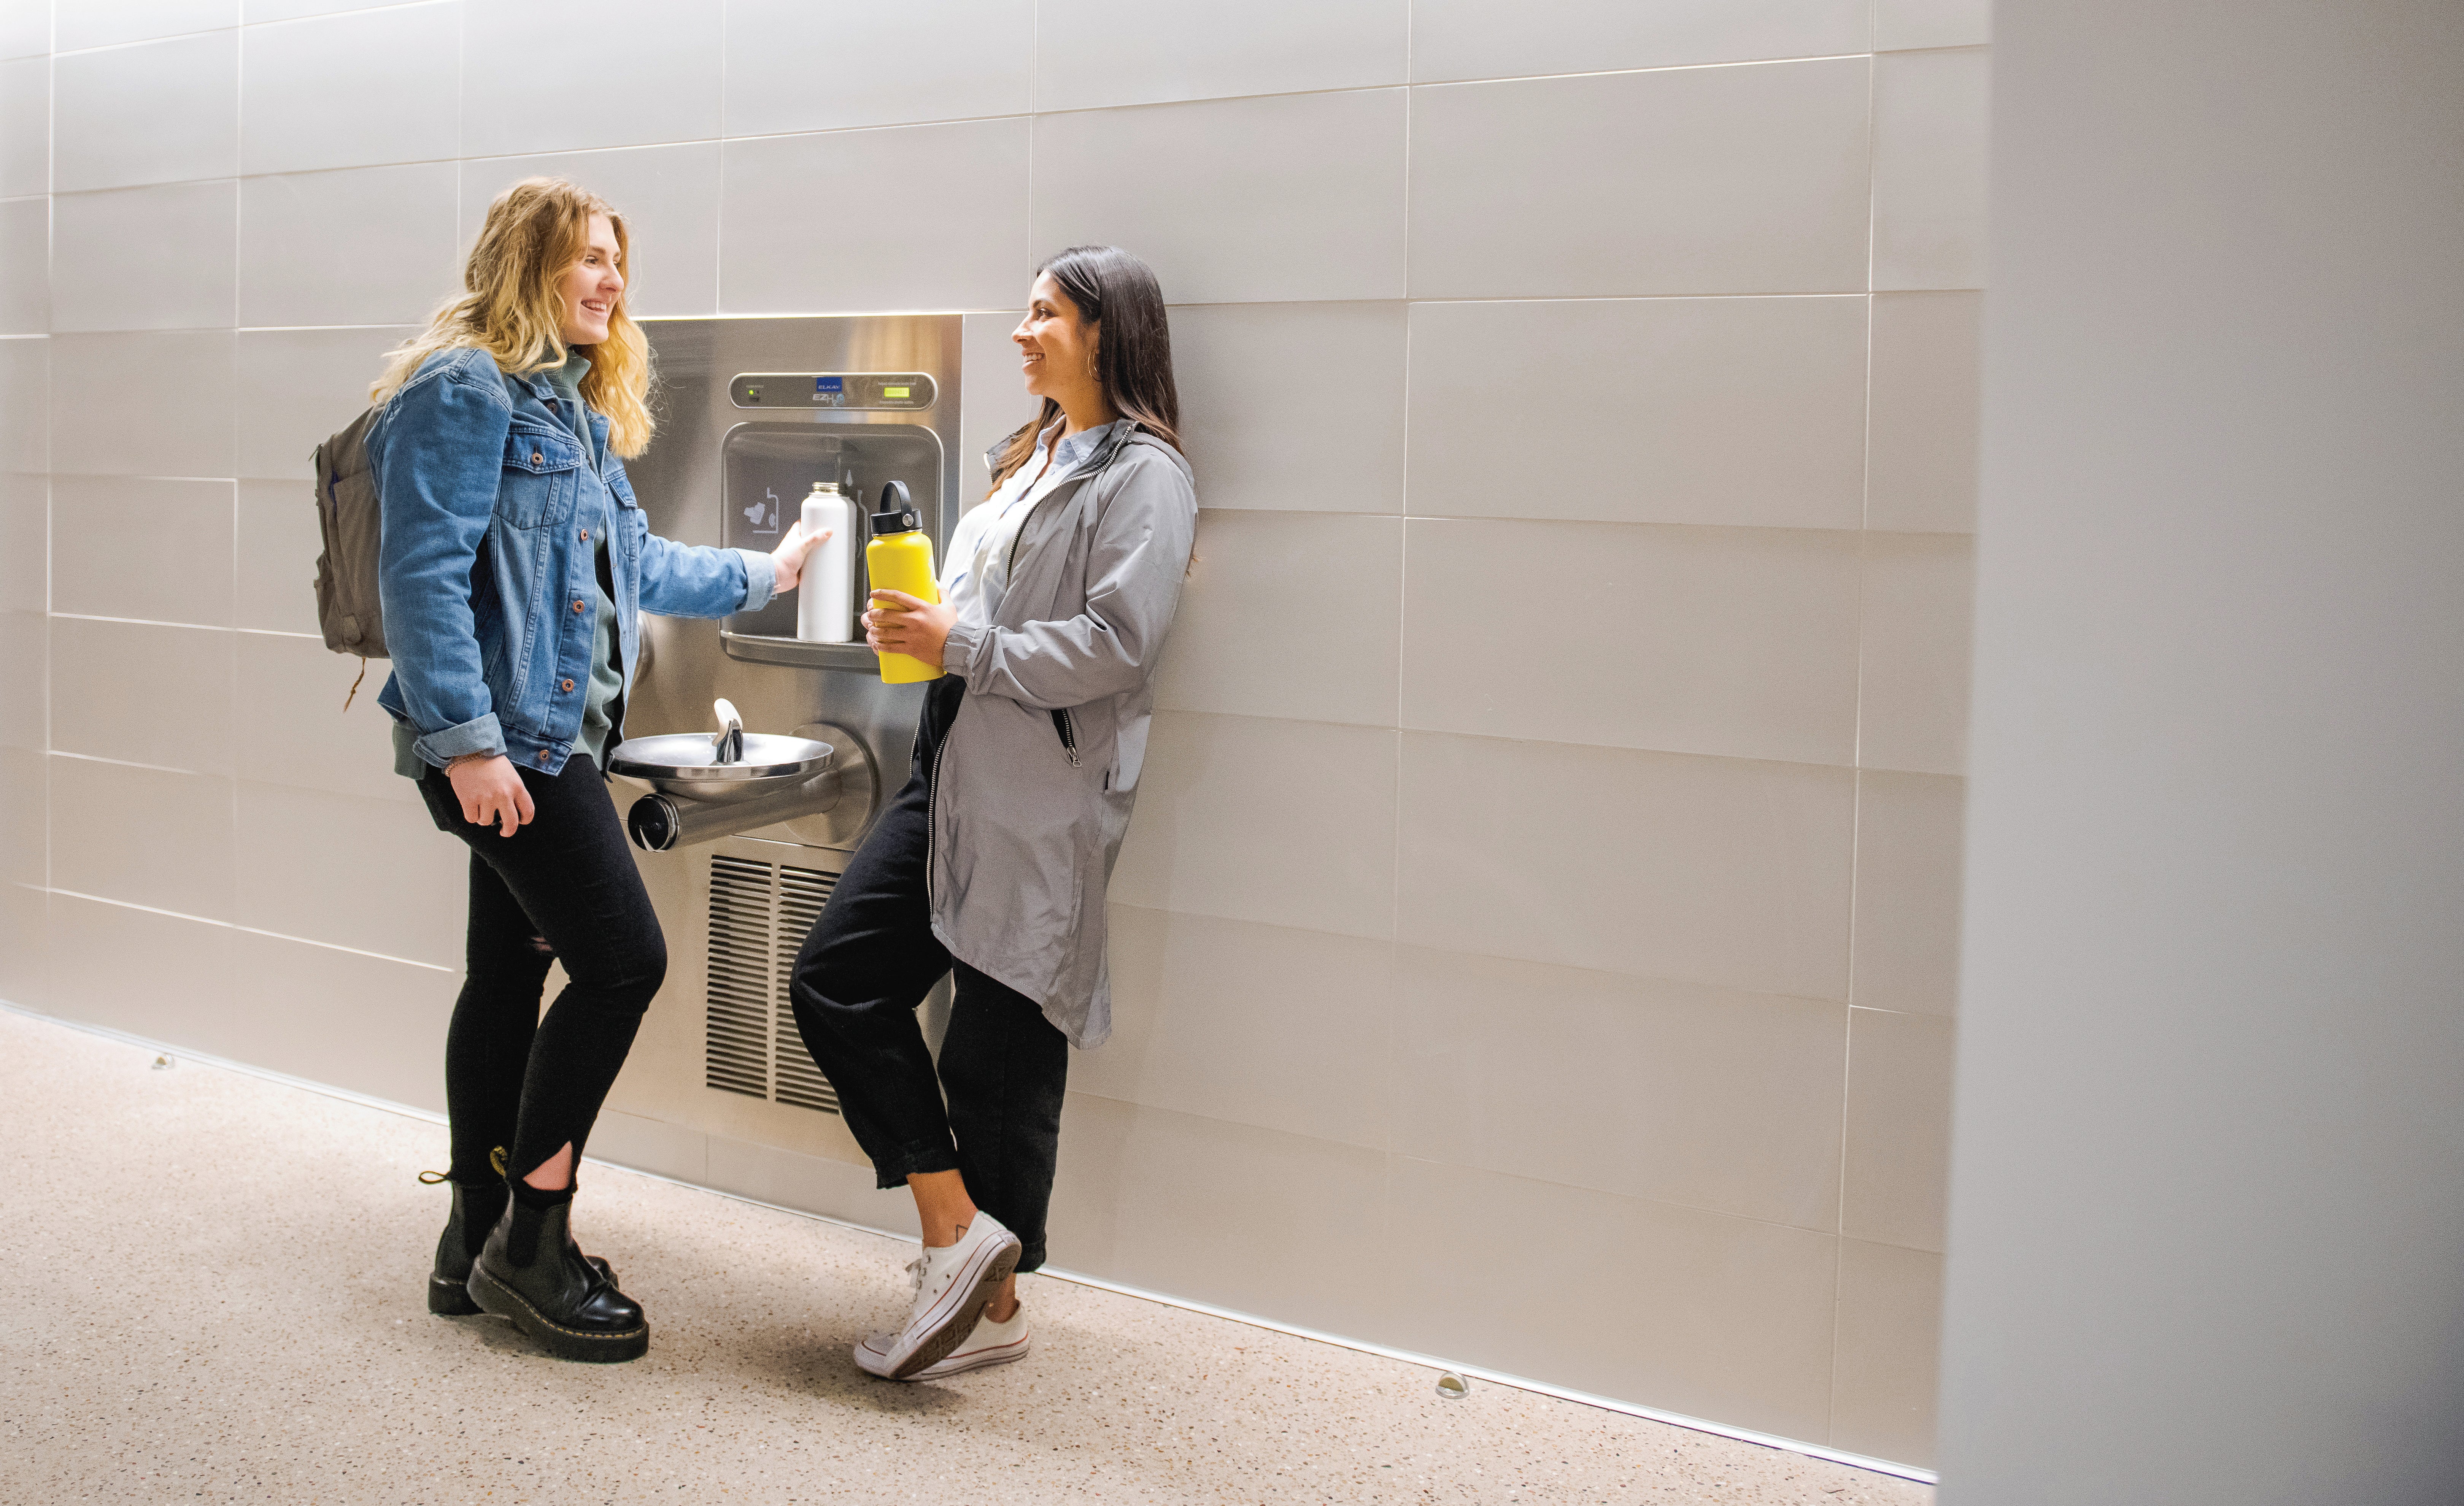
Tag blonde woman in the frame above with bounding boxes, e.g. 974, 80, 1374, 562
370, 179, 815, 1362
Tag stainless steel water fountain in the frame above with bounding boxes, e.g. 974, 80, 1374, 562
601, 314, 966, 1144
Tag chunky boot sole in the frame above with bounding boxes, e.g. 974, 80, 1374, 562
891, 1246, 1020, 1381
433, 1255, 613, 1318
466, 1263, 649, 1363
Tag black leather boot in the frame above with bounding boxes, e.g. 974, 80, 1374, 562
466, 1184, 648, 1362
426, 1175, 506, 1315
425, 1173, 616, 1316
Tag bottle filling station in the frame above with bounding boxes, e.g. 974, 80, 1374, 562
599, 314, 964, 1160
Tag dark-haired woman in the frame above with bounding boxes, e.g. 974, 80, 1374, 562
788, 246, 1197, 1381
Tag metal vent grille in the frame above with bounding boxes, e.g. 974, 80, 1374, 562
705, 856, 772, 1099
772, 865, 840, 1112
704, 854, 840, 1114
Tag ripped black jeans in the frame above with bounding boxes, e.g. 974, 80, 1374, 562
418, 752, 667, 1185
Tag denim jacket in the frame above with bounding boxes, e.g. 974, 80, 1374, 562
371, 346, 775, 775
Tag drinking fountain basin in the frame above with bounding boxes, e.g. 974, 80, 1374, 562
608, 719, 877, 853
605, 732, 835, 805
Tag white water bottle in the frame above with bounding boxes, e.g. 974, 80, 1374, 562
796, 481, 855, 643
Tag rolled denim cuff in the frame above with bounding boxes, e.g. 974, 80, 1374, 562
412, 711, 505, 768
735, 548, 778, 612
940, 618, 983, 674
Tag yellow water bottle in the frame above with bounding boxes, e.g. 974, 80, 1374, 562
864, 481, 944, 684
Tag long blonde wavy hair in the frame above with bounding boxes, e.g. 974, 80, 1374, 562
370, 178, 656, 458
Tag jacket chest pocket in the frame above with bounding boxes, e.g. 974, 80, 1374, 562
497, 427, 583, 528
602, 463, 642, 568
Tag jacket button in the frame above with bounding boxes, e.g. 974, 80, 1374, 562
561, 678, 575, 692
573, 600, 586, 613
537, 751, 550, 763
579, 528, 589, 541
531, 451, 543, 465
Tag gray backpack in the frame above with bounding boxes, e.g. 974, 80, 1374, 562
310, 407, 384, 703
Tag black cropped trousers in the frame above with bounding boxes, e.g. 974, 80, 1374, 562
418, 752, 666, 1186
787, 677, 1071, 1272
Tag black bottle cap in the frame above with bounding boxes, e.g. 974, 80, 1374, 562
871, 479, 918, 535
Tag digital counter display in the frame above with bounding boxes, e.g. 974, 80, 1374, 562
734, 372, 930, 410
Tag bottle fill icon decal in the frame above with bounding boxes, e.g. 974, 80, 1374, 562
743, 486, 781, 534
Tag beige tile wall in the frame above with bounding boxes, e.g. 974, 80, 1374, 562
0, 0, 1984, 1472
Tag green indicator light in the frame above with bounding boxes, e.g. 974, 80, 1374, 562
882, 386, 911, 399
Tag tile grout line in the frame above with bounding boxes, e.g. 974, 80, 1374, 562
1147, 703, 1910, 779
43, 0, 446, 62
37, 31, 51, 481
29, 889, 453, 972
41, 298, 1921, 331
1392, 28, 1412, 940
1102, 897, 1862, 1010
1069, 1066, 1876, 1243
38, 35, 51, 894
1829, 24, 1885, 1449
43, 51, 1937, 196
44, 748, 225, 776
229, 24, 242, 884
1025, 0, 1036, 276
1384, 14, 1412, 1263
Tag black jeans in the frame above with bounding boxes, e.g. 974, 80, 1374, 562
788, 678, 1071, 1272
418, 752, 666, 1185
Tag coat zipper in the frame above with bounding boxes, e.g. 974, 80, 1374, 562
1020, 430, 1130, 777
925, 724, 950, 904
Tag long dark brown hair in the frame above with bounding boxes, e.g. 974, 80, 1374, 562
988, 244, 1182, 495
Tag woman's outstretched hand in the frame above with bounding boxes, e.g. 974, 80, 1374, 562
865, 590, 955, 669
768, 521, 825, 593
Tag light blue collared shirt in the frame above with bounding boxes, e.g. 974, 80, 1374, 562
941, 418, 1122, 636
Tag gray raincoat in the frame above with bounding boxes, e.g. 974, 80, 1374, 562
929, 425, 1198, 1049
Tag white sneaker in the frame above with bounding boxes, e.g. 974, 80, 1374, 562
853, 1212, 1022, 1381
904, 1304, 1032, 1379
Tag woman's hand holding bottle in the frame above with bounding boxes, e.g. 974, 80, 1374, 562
768, 520, 828, 594
864, 590, 956, 670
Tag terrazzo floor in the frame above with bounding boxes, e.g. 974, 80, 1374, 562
0, 1008, 1934, 1505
